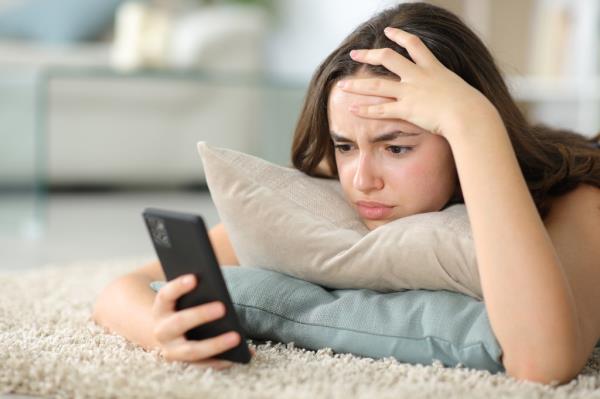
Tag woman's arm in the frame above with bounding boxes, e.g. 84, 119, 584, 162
92, 271, 161, 350
444, 109, 584, 384
209, 222, 240, 266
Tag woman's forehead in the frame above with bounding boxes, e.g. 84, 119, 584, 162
328, 86, 424, 133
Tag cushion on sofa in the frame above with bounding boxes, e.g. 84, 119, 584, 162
0, 0, 124, 43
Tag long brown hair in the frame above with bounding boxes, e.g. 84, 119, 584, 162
290, 1, 600, 219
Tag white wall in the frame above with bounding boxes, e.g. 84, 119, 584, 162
265, 0, 402, 82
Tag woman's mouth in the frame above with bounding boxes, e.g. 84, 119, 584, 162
355, 201, 394, 220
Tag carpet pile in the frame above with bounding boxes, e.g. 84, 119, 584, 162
1, 257, 600, 398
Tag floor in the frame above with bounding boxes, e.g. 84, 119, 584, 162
0, 189, 220, 271
0, 189, 220, 399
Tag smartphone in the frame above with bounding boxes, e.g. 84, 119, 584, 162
142, 207, 251, 364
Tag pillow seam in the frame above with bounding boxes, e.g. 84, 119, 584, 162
233, 301, 500, 355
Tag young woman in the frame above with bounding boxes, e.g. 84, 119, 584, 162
93, 2, 600, 384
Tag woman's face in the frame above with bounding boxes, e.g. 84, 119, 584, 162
327, 72, 459, 230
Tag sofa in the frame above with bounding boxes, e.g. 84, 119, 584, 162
0, 0, 305, 188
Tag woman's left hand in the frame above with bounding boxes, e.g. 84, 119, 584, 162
337, 27, 497, 138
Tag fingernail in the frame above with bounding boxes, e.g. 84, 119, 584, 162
336, 80, 346, 88
349, 50, 358, 58
349, 104, 359, 113
182, 275, 194, 285
384, 27, 393, 34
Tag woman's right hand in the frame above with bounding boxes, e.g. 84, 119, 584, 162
151, 273, 254, 370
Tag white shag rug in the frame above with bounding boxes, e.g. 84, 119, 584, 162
2, 257, 600, 399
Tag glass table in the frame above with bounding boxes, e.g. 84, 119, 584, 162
0, 65, 308, 240
0, 67, 46, 240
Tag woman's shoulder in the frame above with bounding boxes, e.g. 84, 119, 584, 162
563, 183, 600, 199
543, 182, 600, 272
545, 183, 600, 222
543, 183, 600, 347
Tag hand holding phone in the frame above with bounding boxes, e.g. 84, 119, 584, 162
142, 207, 253, 365
151, 273, 254, 369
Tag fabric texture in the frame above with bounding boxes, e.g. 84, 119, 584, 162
8, 258, 600, 398
196, 141, 483, 299
0, 0, 123, 43
149, 266, 505, 373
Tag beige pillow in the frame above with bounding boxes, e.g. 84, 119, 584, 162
197, 141, 483, 300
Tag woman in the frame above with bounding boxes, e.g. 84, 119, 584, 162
92, 2, 600, 384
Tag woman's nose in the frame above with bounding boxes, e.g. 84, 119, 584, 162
353, 154, 383, 192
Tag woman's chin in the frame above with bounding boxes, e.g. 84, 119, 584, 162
361, 209, 417, 230
362, 218, 388, 231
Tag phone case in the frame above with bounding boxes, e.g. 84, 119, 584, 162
142, 207, 251, 364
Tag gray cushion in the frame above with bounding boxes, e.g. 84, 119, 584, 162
149, 266, 505, 373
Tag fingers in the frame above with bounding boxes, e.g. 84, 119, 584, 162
150, 273, 256, 368
336, 77, 402, 99
349, 101, 404, 120
350, 47, 416, 80
383, 27, 438, 68
336, 78, 403, 119
153, 274, 197, 318
154, 301, 226, 343
348, 27, 439, 78
161, 331, 241, 362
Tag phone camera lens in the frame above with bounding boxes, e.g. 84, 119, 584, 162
149, 217, 172, 248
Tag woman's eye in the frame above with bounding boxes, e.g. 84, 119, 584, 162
387, 145, 413, 155
334, 144, 352, 153
334, 144, 413, 156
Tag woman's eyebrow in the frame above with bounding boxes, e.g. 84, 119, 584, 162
330, 131, 421, 143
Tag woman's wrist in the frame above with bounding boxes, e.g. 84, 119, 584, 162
443, 100, 504, 145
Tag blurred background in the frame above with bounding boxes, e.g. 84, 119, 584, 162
1, 0, 599, 271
